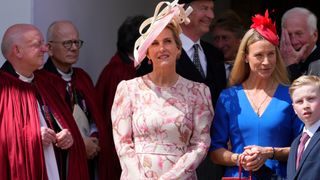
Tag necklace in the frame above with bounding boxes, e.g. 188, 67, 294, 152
246, 90, 269, 117
244, 81, 275, 117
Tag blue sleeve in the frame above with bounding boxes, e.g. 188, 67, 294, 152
209, 90, 230, 151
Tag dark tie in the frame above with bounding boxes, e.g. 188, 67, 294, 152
193, 44, 205, 78
296, 132, 310, 169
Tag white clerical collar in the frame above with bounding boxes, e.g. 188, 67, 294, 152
16, 71, 34, 83
56, 68, 73, 82
303, 119, 320, 138
180, 33, 203, 52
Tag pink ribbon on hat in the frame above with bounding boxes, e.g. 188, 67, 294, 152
133, 0, 193, 67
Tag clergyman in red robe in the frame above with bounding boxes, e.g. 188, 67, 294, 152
95, 15, 148, 179
0, 24, 89, 180
36, 20, 110, 180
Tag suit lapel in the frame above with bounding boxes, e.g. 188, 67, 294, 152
298, 128, 320, 170
290, 134, 301, 178
177, 50, 204, 81
200, 41, 212, 82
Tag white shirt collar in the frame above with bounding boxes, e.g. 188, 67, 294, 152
57, 68, 73, 82
16, 72, 34, 83
304, 119, 320, 138
180, 33, 203, 52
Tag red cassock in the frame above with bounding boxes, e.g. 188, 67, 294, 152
0, 70, 89, 180
36, 64, 110, 180
95, 52, 136, 179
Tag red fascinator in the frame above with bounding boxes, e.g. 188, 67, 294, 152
250, 10, 279, 46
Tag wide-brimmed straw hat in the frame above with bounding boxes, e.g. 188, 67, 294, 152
133, 0, 193, 67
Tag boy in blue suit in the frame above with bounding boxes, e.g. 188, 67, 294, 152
288, 75, 320, 180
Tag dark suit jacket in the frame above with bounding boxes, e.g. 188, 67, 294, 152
176, 40, 226, 106
308, 59, 320, 76
287, 127, 320, 180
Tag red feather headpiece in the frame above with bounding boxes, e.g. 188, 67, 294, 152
250, 10, 279, 46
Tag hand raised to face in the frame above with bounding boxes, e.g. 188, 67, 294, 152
280, 28, 309, 66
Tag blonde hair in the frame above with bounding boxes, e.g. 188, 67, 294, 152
289, 75, 320, 98
229, 29, 290, 86
166, 22, 182, 50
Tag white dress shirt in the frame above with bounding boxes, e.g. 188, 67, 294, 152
303, 119, 320, 150
180, 33, 207, 76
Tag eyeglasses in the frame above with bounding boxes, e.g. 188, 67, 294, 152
49, 40, 84, 49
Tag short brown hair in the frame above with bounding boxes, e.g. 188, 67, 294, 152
210, 10, 245, 39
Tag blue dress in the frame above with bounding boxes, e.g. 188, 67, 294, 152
210, 84, 303, 178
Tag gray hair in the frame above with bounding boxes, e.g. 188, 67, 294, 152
281, 7, 317, 35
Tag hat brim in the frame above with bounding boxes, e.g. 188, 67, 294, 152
134, 9, 176, 66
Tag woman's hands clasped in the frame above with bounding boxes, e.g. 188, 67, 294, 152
238, 145, 270, 171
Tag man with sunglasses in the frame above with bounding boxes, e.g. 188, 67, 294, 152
36, 20, 110, 180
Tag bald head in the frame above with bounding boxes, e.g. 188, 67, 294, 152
1, 24, 47, 77
46, 20, 82, 72
1, 24, 40, 59
47, 20, 79, 41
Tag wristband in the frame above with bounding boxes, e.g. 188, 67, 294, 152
236, 153, 240, 166
270, 147, 275, 159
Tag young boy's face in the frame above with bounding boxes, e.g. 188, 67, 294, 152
292, 84, 320, 128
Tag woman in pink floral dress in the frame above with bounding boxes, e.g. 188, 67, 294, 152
111, 1, 214, 179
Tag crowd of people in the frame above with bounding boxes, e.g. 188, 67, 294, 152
1, 0, 320, 180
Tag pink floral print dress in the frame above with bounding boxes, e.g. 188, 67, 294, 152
111, 75, 214, 180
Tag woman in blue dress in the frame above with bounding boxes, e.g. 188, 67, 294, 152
209, 10, 303, 179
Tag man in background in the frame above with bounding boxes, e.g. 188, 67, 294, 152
37, 20, 110, 179
210, 10, 245, 81
0, 23, 89, 180
280, 7, 319, 80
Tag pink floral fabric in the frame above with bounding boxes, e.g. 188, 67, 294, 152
111, 75, 214, 180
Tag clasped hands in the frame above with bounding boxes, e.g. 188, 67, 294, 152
238, 145, 269, 172
41, 127, 73, 149
41, 127, 100, 159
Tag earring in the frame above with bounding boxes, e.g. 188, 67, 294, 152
148, 58, 152, 65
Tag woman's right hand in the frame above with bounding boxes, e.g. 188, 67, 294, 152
241, 146, 265, 171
